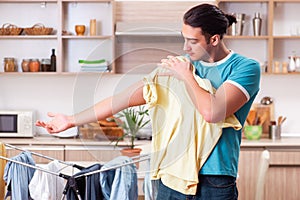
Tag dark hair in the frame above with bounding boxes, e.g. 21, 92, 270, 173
183, 3, 236, 43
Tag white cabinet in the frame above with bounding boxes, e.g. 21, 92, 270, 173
0, 0, 115, 73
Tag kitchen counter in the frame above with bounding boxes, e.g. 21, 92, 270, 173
0, 136, 300, 148
241, 137, 300, 148
0, 136, 150, 147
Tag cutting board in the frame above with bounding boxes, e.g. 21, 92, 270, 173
248, 103, 275, 138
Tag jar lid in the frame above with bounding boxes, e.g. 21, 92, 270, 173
41, 58, 51, 64
4, 57, 15, 60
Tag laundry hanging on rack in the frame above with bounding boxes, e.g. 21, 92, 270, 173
3, 151, 36, 200
64, 163, 103, 200
29, 160, 65, 200
0, 143, 150, 200
99, 156, 138, 200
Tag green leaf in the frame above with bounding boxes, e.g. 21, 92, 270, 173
113, 106, 150, 149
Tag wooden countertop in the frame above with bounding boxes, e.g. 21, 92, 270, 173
1, 136, 300, 148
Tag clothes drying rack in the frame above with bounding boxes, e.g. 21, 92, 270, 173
0, 143, 151, 200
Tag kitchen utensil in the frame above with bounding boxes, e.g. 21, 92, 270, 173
280, 117, 286, 125
232, 13, 245, 36
253, 12, 262, 36
277, 116, 286, 125
258, 112, 268, 126
269, 125, 281, 140
260, 96, 273, 105
247, 110, 257, 125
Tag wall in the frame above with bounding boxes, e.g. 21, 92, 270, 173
256, 74, 300, 136
0, 73, 299, 136
0, 73, 144, 136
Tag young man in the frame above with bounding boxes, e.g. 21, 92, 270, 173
37, 3, 260, 199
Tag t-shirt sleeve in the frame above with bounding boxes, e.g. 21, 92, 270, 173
226, 58, 261, 101
142, 68, 160, 108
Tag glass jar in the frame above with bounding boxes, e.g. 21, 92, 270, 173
4, 57, 17, 72
29, 59, 40, 72
41, 58, 51, 72
21, 59, 31, 72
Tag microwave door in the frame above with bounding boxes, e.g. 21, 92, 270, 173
0, 114, 18, 133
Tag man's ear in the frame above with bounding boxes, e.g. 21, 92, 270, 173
210, 34, 220, 46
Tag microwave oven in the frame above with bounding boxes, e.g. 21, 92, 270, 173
0, 110, 35, 137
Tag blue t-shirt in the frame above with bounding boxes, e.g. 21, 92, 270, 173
190, 51, 261, 177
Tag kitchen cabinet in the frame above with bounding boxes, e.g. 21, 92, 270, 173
0, 0, 115, 73
217, 0, 300, 74
6, 145, 65, 164
64, 145, 121, 162
265, 148, 300, 200
238, 142, 300, 200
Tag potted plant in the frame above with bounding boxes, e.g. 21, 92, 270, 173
113, 106, 150, 157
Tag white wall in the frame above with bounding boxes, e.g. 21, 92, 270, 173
0, 73, 144, 136
256, 75, 300, 136
0, 73, 299, 136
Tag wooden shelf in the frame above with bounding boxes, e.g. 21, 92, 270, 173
0, 0, 115, 73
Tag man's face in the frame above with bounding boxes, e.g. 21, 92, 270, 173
181, 24, 211, 61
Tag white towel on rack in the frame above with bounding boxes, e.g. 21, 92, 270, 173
29, 160, 65, 200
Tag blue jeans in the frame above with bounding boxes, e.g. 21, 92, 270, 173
156, 175, 238, 200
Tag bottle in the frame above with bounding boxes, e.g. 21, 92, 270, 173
289, 53, 296, 72
274, 61, 280, 73
295, 57, 300, 72
50, 49, 56, 72
253, 12, 262, 36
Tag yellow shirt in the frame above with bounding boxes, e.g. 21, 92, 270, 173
143, 62, 242, 195
0, 143, 7, 200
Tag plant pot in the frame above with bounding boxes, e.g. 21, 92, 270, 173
120, 148, 142, 169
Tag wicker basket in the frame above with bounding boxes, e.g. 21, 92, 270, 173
0, 23, 23, 35
24, 23, 53, 35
